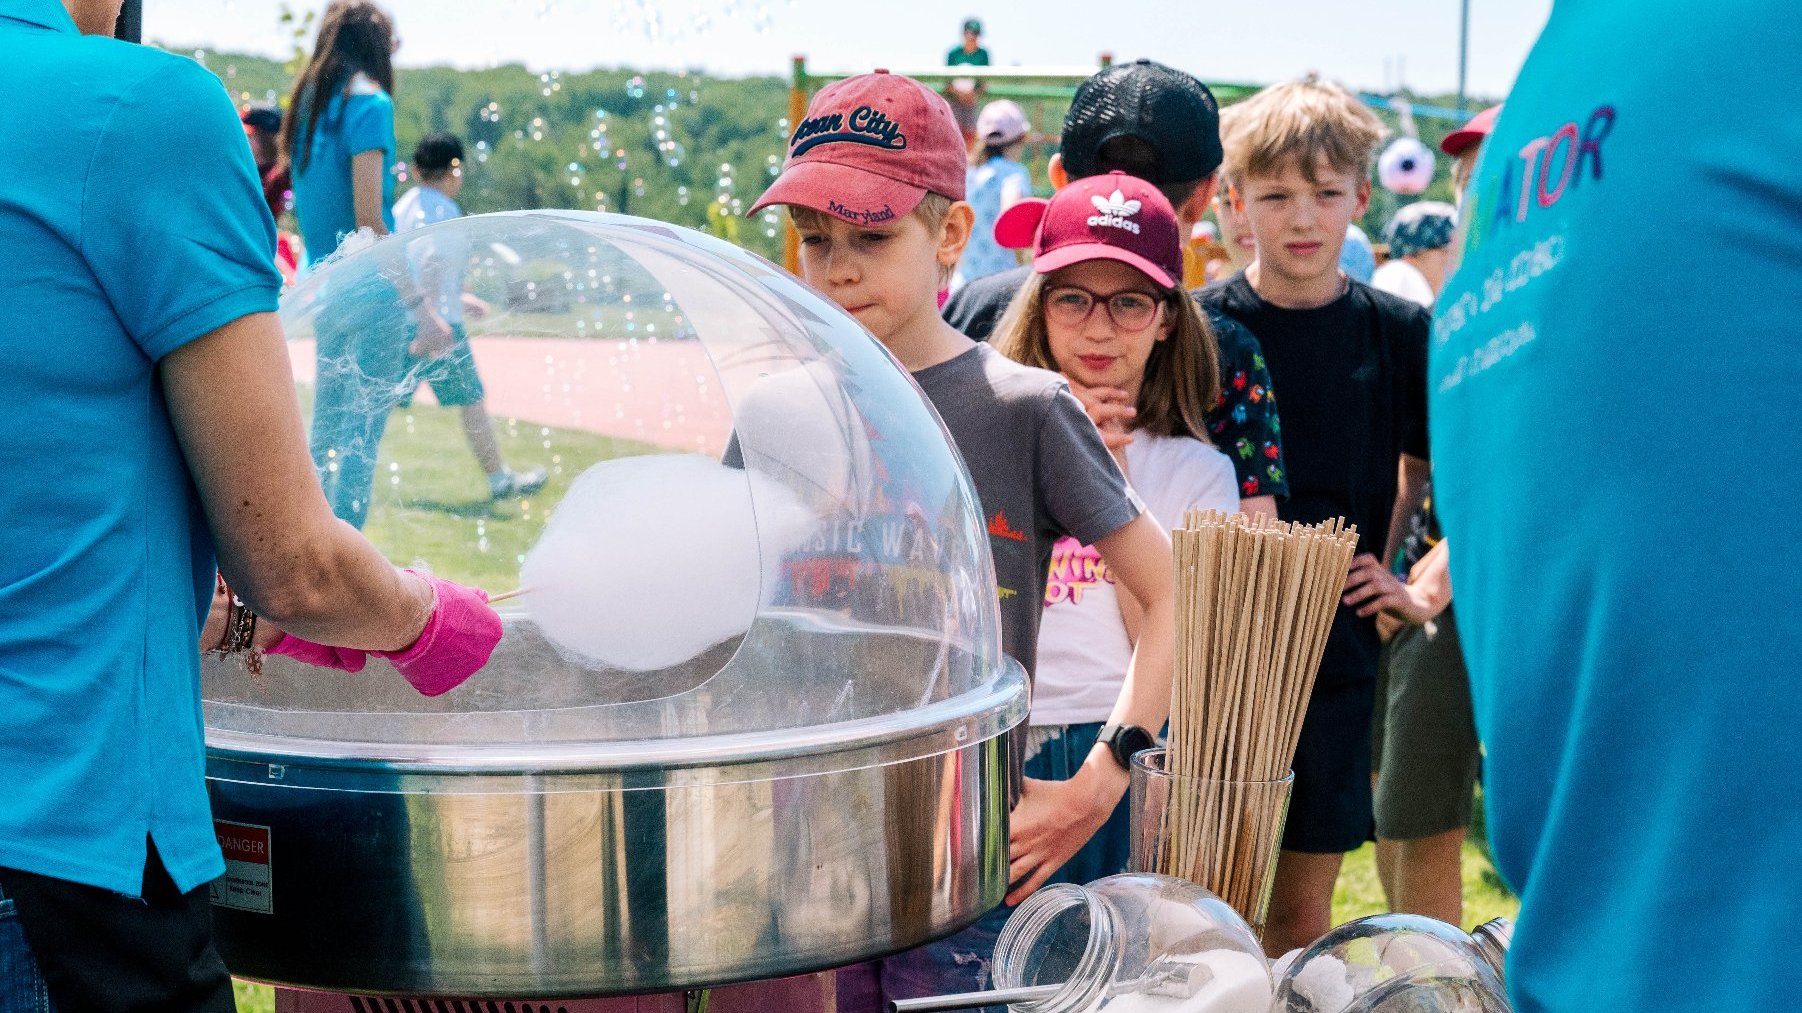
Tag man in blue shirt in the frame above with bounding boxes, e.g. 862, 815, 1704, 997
1431, 3, 1802, 1009
0, 1, 278, 1008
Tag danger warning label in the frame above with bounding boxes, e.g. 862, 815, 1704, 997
210, 821, 273, 914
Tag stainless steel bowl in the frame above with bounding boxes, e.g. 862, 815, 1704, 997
203, 619, 1027, 996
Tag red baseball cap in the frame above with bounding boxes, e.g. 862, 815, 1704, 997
1442, 104, 1502, 157
748, 70, 966, 224
996, 171, 1183, 290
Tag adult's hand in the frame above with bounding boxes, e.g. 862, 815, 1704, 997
268, 633, 368, 673
372, 573, 502, 696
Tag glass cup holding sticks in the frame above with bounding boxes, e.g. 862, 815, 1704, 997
1128, 747, 1293, 935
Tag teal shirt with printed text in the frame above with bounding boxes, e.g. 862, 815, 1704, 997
1430, 2, 1802, 1009
0, 0, 281, 895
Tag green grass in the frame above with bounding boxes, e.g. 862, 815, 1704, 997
1335, 838, 1519, 931
230, 404, 1516, 1008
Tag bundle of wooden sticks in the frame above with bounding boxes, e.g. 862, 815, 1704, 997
1152, 510, 1360, 923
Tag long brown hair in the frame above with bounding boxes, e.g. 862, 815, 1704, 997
280, 0, 396, 171
993, 272, 1222, 443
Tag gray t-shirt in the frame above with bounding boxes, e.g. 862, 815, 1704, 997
912, 343, 1142, 680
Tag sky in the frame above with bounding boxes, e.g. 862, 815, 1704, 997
153, 0, 1551, 101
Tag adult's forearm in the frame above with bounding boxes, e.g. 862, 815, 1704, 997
225, 525, 432, 653
164, 312, 435, 653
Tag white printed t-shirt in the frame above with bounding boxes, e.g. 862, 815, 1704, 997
1031, 431, 1238, 726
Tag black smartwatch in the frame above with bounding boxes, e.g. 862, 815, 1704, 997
1097, 724, 1157, 771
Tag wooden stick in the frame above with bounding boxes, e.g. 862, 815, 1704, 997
487, 586, 534, 605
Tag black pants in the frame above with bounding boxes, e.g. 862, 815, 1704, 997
0, 844, 234, 1013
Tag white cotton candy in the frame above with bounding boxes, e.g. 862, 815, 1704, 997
1087, 950, 1271, 1013
517, 454, 816, 671
1269, 948, 1305, 985
1183, 950, 1274, 1012
1291, 954, 1356, 1013
729, 362, 871, 510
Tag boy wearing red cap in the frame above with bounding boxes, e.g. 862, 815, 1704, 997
753, 72, 1179, 1012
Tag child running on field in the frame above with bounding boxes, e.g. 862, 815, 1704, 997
392, 132, 547, 501
1200, 76, 1431, 955
748, 71, 1178, 1013
991, 171, 1238, 883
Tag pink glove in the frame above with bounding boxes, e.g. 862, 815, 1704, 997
268, 634, 368, 673
373, 572, 503, 697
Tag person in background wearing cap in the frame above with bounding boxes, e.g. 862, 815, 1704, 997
1440, 103, 1499, 208
1206, 106, 1259, 284
943, 59, 1289, 520
1432, 3, 1802, 1008
1372, 201, 1457, 308
240, 102, 302, 284
0, 1, 502, 1008
944, 17, 990, 143
747, 70, 1177, 1013
953, 99, 1033, 289
992, 171, 1238, 898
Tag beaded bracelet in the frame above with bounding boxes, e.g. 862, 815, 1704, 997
226, 594, 258, 653
209, 576, 264, 674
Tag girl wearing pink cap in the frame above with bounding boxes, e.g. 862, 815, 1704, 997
994, 171, 1239, 885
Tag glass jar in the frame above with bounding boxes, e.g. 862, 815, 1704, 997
1127, 748, 1294, 932
991, 872, 1272, 1012
1272, 913, 1514, 1013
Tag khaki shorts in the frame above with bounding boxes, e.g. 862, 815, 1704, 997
1371, 607, 1480, 841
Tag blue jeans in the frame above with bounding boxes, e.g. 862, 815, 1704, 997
310, 286, 413, 529
0, 883, 53, 1013
836, 722, 1132, 1013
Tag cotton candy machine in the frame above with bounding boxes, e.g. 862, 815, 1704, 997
202, 211, 1027, 998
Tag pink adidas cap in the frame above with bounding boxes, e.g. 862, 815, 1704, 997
749, 70, 967, 224
996, 171, 1183, 290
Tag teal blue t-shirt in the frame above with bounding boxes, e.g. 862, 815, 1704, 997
1430, 3, 1802, 1009
0, 0, 281, 895
291, 73, 396, 265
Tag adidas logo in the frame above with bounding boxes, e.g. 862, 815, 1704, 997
1086, 190, 1142, 234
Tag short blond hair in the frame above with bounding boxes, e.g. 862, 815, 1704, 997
1220, 76, 1385, 185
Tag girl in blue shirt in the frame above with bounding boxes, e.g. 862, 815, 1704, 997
953, 100, 1033, 289
284, 0, 450, 527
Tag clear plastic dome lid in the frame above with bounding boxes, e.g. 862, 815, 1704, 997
1273, 914, 1510, 1013
202, 211, 1025, 777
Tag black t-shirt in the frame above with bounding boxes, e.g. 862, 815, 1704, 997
1200, 274, 1430, 687
943, 267, 1292, 501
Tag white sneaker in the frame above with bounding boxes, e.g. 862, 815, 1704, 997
489, 466, 548, 500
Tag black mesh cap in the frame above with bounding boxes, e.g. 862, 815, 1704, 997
1060, 59, 1223, 184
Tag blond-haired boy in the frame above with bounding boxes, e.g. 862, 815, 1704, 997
1200, 76, 1432, 954
752, 71, 1179, 1010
